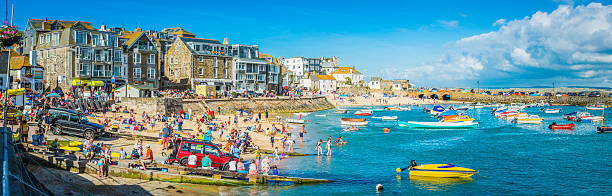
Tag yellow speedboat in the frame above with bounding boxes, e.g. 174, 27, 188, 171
409, 164, 478, 178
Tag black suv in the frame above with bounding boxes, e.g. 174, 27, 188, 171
47, 108, 105, 139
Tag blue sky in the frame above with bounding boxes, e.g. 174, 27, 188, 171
9, 0, 612, 87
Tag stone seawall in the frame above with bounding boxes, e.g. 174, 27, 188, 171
117, 97, 335, 115
116, 97, 183, 115
186, 97, 335, 114
407, 92, 612, 105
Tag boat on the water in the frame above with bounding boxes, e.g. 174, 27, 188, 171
542, 108, 561, 114
549, 123, 575, 130
441, 115, 475, 122
353, 110, 372, 116
565, 112, 604, 122
513, 115, 544, 124
341, 118, 368, 126
333, 109, 348, 114
314, 114, 326, 117
597, 126, 612, 133
381, 116, 398, 121
409, 164, 478, 178
295, 112, 310, 116
505, 112, 528, 121
386, 107, 411, 111
472, 103, 485, 109
455, 106, 470, 111
586, 104, 605, 110
398, 121, 478, 129
287, 118, 305, 124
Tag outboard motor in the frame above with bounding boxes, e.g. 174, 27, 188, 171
410, 160, 418, 167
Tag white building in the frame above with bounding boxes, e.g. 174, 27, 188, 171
331, 67, 364, 88
368, 77, 382, 90
298, 78, 312, 90
113, 84, 156, 99
230, 45, 280, 93
314, 75, 337, 93
321, 56, 339, 75
283, 57, 323, 78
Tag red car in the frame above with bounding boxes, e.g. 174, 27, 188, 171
168, 140, 234, 169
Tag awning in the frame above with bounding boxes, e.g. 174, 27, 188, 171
89, 80, 104, 87
72, 79, 91, 86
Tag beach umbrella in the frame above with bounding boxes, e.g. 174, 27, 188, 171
46, 93, 60, 98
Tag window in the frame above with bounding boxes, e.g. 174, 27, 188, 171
195, 45, 200, 51
148, 54, 155, 64
92, 34, 99, 46
52, 33, 59, 46
53, 49, 56, 57
199, 68, 204, 75
199, 56, 203, 62
79, 47, 91, 60
224, 68, 227, 79
148, 68, 155, 79
257, 75, 265, 81
204, 145, 220, 156
114, 50, 122, 61
214, 68, 218, 78
45, 34, 50, 44
78, 63, 91, 76
75, 31, 86, 44
246, 75, 254, 80
46, 50, 49, 58
133, 68, 141, 78
214, 57, 218, 67
39, 35, 43, 45
134, 53, 141, 64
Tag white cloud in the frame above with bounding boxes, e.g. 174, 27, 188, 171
380, 3, 612, 87
492, 19, 506, 26
436, 20, 459, 28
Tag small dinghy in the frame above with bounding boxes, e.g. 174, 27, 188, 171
548, 123, 575, 130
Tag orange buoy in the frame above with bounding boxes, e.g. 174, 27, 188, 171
383, 128, 390, 133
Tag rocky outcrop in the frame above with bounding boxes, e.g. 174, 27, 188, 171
408, 92, 612, 105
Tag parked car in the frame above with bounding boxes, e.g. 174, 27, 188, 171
588, 91, 601, 97
47, 108, 105, 139
169, 140, 235, 169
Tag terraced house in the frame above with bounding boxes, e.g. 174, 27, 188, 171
118, 27, 159, 89
22, 19, 122, 90
165, 37, 233, 94
229, 45, 280, 94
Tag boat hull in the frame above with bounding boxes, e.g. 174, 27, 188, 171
341, 121, 368, 126
409, 164, 478, 178
597, 127, 612, 133
399, 121, 478, 129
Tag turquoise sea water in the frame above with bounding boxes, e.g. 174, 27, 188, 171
234, 106, 612, 195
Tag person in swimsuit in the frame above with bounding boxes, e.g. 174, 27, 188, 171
315, 139, 323, 156
300, 125, 305, 144
325, 137, 332, 156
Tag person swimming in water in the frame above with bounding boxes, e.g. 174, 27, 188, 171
334, 136, 347, 145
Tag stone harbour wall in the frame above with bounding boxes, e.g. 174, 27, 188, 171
407, 92, 612, 105
117, 97, 335, 115
186, 97, 335, 114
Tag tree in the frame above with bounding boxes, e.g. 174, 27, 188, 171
345, 77, 352, 85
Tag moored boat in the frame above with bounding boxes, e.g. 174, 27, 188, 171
353, 110, 372, 116
381, 116, 398, 121
409, 164, 478, 178
586, 104, 605, 110
398, 121, 478, 129
597, 126, 612, 133
341, 118, 368, 126
333, 109, 348, 114
513, 115, 544, 124
542, 108, 560, 114
287, 118, 305, 124
441, 115, 475, 122
549, 123, 574, 130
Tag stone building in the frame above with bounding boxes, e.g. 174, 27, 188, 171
165, 37, 233, 92
23, 19, 122, 91
381, 79, 411, 91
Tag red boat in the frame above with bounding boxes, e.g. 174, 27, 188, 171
549, 123, 575, 130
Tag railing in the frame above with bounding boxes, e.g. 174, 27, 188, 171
92, 70, 110, 77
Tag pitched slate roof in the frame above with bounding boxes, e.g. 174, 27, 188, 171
331, 67, 362, 75
180, 37, 220, 44
120, 31, 146, 48
162, 27, 196, 37
28, 19, 94, 31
